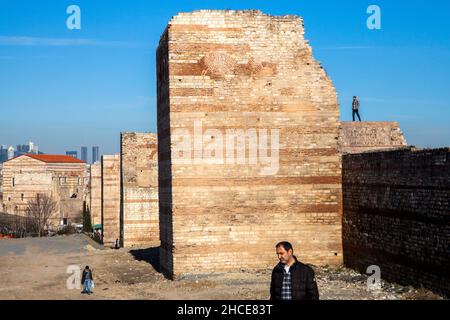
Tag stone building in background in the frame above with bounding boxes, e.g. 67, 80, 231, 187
1, 154, 88, 226
157, 10, 343, 278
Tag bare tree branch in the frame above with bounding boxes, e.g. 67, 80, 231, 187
26, 194, 57, 237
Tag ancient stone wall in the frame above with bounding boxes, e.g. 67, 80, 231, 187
338, 122, 407, 154
90, 162, 101, 227
342, 147, 450, 297
101, 155, 121, 247
157, 10, 342, 278
121, 132, 159, 247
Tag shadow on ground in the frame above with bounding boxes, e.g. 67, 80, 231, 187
129, 247, 160, 272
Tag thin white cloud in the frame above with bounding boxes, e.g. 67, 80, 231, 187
0, 36, 147, 47
361, 97, 444, 105
315, 45, 376, 50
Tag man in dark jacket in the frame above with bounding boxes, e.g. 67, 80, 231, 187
270, 241, 319, 300
81, 266, 94, 295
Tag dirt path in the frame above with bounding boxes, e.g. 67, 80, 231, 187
0, 235, 443, 300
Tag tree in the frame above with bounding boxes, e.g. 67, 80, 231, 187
82, 201, 93, 233
26, 193, 57, 237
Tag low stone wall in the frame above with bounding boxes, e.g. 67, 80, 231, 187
339, 122, 407, 154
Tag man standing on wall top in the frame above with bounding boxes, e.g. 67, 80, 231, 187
270, 241, 319, 300
352, 96, 362, 122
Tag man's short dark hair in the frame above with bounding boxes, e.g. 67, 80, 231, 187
276, 241, 293, 252
85, 266, 89, 269
353, 96, 357, 99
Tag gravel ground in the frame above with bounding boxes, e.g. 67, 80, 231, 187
0, 234, 444, 300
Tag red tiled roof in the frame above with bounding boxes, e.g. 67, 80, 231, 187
25, 154, 86, 164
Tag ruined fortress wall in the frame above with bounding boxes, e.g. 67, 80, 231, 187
338, 122, 407, 154
121, 133, 159, 247
343, 147, 450, 297
90, 162, 101, 227
157, 10, 343, 278
101, 155, 121, 247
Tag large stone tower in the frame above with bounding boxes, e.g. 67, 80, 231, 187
157, 10, 342, 278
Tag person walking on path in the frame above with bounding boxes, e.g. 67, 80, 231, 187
352, 96, 362, 122
81, 266, 94, 295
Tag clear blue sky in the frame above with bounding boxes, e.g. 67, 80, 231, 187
1, 0, 449, 155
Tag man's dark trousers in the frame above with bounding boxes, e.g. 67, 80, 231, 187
353, 109, 361, 121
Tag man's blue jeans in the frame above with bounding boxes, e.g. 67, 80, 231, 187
83, 280, 92, 293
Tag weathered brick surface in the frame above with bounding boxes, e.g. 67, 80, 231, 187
339, 122, 407, 154
343, 147, 450, 297
90, 162, 101, 227
157, 10, 342, 278
121, 132, 159, 247
101, 155, 121, 247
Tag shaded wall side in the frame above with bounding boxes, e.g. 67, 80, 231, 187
157, 29, 174, 278
343, 148, 450, 297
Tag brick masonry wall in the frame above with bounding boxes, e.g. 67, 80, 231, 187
121, 132, 159, 247
101, 155, 121, 247
157, 10, 343, 278
338, 121, 407, 154
90, 162, 101, 227
342, 147, 450, 297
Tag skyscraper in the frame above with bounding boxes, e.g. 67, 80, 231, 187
81, 146, 88, 163
66, 151, 78, 159
7, 146, 15, 160
92, 146, 99, 163
0, 145, 8, 163
29, 141, 38, 154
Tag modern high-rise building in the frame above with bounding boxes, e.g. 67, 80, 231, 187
92, 146, 99, 163
7, 146, 15, 160
0, 145, 8, 163
66, 151, 78, 159
81, 146, 88, 163
29, 141, 38, 154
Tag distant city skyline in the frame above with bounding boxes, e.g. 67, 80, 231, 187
65, 150, 78, 159
0, 141, 102, 164
1, 0, 449, 152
